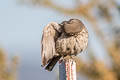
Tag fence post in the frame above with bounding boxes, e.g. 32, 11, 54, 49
59, 58, 77, 80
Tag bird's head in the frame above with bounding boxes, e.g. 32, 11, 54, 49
60, 19, 85, 36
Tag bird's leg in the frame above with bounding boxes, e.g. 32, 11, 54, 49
70, 55, 74, 59
70, 55, 73, 59
70, 55, 76, 65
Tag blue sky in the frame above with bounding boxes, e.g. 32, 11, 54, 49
0, 0, 109, 80
0, 0, 73, 80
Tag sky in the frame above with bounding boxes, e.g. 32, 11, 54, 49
0, 0, 73, 80
0, 0, 108, 80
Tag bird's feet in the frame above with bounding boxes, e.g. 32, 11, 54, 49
70, 55, 75, 60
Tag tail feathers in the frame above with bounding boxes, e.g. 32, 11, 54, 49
45, 56, 61, 71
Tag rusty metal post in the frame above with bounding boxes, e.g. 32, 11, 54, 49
59, 59, 77, 80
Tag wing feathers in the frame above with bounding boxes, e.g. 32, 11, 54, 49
45, 56, 61, 71
41, 22, 60, 66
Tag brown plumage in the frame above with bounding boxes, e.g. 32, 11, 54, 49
41, 19, 88, 71
61, 19, 85, 35
41, 22, 61, 67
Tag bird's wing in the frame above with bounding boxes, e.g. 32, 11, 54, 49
41, 22, 60, 66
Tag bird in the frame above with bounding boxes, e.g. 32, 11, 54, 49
41, 19, 88, 71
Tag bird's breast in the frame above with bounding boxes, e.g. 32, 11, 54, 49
56, 29, 88, 56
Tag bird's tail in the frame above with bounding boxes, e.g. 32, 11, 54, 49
45, 56, 61, 71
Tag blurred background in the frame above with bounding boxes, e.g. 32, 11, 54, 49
0, 0, 120, 80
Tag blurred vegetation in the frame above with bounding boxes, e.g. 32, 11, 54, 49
21, 0, 120, 80
0, 49, 18, 80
